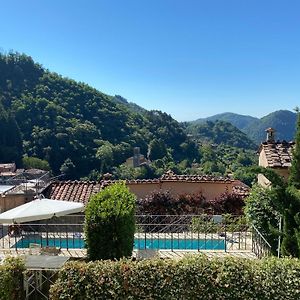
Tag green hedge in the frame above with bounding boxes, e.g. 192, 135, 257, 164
50, 255, 300, 300
0, 257, 25, 300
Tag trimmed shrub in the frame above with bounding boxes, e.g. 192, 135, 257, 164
50, 256, 300, 300
0, 257, 25, 300
84, 182, 136, 260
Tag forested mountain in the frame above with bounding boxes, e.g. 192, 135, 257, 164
243, 110, 297, 144
190, 110, 297, 144
0, 53, 198, 178
184, 120, 257, 149
182, 120, 258, 176
0, 52, 263, 181
192, 112, 258, 131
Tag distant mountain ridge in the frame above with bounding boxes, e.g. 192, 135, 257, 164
192, 112, 258, 130
189, 110, 297, 144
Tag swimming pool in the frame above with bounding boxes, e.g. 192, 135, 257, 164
136, 238, 224, 250
13, 237, 225, 250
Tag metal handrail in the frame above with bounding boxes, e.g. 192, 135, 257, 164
251, 224, 272, 258
252, 225, 272, 248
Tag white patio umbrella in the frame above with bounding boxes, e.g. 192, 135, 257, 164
0, 198, 84, 223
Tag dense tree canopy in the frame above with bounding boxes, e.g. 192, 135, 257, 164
0, 52, 259, 181
0, 100, 22, 164
0, 52, 199, 178
184, 120, 257, 150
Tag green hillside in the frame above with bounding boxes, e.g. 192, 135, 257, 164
112, 95, 146, 114
0, 52, 262, 181
183, 120, 258, 177
0, 52, 198, 178
185, 120, 257, 149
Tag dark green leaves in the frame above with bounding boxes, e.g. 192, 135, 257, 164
84, 183, 136, 261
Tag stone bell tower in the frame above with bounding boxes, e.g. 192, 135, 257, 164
265, 127, 276, 143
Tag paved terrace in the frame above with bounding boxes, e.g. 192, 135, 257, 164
0, 249, 257, 260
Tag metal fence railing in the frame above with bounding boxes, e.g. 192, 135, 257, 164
135, 214, 251, 252
0, 223, 84, 251
251, 225, 272, 258
0, 214, 271, 257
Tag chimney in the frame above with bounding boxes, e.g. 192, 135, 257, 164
133, 147, 141, 167
265, 127, 275, 143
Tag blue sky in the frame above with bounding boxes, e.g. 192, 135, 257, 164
1, 0, 299, 121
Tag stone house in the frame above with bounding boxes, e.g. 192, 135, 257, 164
0, 185, 36, 213
125, 147, 148, 168
258, 128, 294, 182
0, 163, 16, 173
0, 163, 17, 182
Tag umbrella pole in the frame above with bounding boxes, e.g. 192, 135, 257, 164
46, 220, 49, 246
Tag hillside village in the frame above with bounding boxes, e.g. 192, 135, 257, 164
2, 0, 300, 296
1, 112, 300, 297
0, 126, 289, 212
0, 53, 300, 299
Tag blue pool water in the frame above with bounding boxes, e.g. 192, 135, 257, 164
13, 237, 225, 250
135, 238, 225, 250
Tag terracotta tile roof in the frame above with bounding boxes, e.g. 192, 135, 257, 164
160, 173, 232, 183
43, 172, 240, 204
101, 172, 233, 186
44, 180, 102, 204
260, 141, 295, 168
231, 180, 250, 197
232, 185, 250, 197
105, 178, 161, 186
